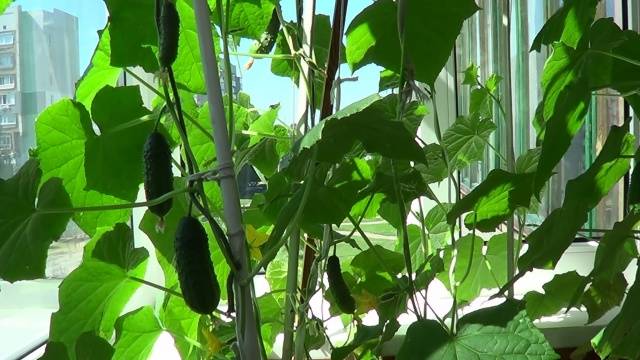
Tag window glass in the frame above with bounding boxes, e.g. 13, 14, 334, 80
0, 31, 14, 45
0, 52, 13, 68
0, 113, 16, 125
457, 0, 630, 232
0, 133, 11, 148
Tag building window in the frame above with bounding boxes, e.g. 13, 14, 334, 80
0, 32, 14, 46
0, 113, 16, 125
0, 134, 11, 149
0, 74, 15, 88
0, 93, 16, 106
0, 53, 14, 69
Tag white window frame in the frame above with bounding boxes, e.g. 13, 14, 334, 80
0, 133, 11, 149
0, 53, 14, 69
0, 31, 14, 46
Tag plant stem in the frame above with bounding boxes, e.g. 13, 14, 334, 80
229, 51, 294, 59
282, 227, 300, 360
129, 276, 183, 298
124, 67, 215, 144
192, 1, 263, 358
37, 187, 190, 214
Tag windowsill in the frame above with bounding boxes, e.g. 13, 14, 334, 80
0, 279, 60, 360
4, 243, 634, 359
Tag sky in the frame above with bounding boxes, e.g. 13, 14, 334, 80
12, 0, 379, 124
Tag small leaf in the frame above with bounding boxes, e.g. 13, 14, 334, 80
113, 307, 164, 360
0, 159, 72, 282
462, 63, 479, 85
379, 69, 400, 91
524, 271, 588, 320
442, 116, 496, 171
447, 169, 532, 232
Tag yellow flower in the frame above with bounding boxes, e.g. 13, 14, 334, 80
201, 327, 223, 355
245, 224, 269, 260
353, 290, 378, 313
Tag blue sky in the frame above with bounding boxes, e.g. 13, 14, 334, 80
13, 0, 378, 124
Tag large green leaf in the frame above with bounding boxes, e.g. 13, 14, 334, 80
530, 0, 599, 52
105, 0, 158, 72
442, 116, 496, 172
296, 95, 425, 164
75, 28, 122, 111
345, 0, 478, 85
520, 125, 634, 271
438, 234, 506, 303
447, 169, 532, 232
84, 85, 153, 201
533, 45, 590, 192
161, 294, 201, 360
49, 223, 148, 357
0, 1, 12, 14
113, 307, 164, 360
0, 159, 71, 282
172, 0, 211, 93
589, 209, 640, 283
36, 99, 131, 235
399, 300, 558, 359
213, 0, 277, 40
593, 267, 640, 359
524, 271, 588, 320
351, 245, 405, 277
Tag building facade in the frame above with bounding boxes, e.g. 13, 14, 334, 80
0, 6, 79, 178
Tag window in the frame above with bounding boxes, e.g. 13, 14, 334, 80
0, 52, 14, 69
0, 133, 11, 149
0, 74, 15, 88
0, 93, 15, 105
0, 113, 16, 125
0, 31, 14, 46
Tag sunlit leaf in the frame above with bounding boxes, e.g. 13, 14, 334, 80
530, 0, 600, 52
524, 271, 588, 320
49, 223, 148, 355
345, 0, 478, 85
76, 28, 122, 110
36, 99, 131, 235
113, 307, 164, 360
442, 116, 496, 171
520, 125, 634, 270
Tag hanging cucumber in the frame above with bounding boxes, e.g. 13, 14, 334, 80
175, 215, 221, 314
143, 131, 173, 219
327, 255, 356, 314
157, 0, 180, 68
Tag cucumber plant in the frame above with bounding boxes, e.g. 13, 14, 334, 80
1, 0, 640, 359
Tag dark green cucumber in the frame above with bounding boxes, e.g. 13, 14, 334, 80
327, 255, 356, 314
158, 0, 180, 68
143, 131, 173, 218
175, 215, 221, 314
